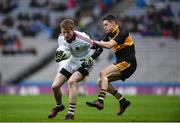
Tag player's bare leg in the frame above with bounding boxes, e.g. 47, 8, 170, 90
48, 73, 68, 119
86, 64, 131, 115
63, 71, 84, 120
106, 70, 131, 115
86, 64, 117, 110
107, 65, 131, 115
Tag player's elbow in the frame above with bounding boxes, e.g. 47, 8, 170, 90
105, 39, 116, 49
105, 45, 113, 49
106, 46, 112, 49
105, 42, 114, 49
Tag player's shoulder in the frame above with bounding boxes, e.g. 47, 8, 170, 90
58, 33, 64, 38
58, 33, 64, 41
58, 33, 67, 45
119, 26, 129, 36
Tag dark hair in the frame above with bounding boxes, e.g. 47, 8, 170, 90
103, 14, 118, 24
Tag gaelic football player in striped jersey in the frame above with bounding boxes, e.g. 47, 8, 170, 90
86, 14, 137, 116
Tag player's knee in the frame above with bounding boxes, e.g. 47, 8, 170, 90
99, 71, 107, 78
98, 78, 101, 87
51, 83, 59, 91
68, 79, 76, 88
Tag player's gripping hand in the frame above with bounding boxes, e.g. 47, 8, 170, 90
55, 50, 66, 62
81, 56, 94, 67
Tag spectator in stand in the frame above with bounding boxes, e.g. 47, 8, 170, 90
0, 16, 37, 55
0, 0, 17, 14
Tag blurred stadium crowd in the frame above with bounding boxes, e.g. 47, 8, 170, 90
122, 0, 180, 39
0, 0, 120, 55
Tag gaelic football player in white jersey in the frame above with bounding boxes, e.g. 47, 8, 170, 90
48, 19, 103, 120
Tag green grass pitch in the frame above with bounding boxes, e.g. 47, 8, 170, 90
0, 95, 180, 122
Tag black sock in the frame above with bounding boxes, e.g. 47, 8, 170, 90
113, 90, 123, 100
98, 89, 106, 104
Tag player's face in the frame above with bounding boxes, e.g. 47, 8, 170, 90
61, 28, 74, 41
103, 20, 115, 33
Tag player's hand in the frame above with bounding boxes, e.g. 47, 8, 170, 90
55, 50, 66, 62
81, 56, 94, 67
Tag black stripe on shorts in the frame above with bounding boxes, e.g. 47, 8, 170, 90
77, 67, 89, 78
59, 68, 72, 79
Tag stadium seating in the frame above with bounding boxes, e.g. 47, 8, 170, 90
0, 38, 57, 84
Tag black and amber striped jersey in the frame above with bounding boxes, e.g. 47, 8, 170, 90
103, 26, 136, 63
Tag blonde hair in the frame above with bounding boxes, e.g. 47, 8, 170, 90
60, 19, 74, 30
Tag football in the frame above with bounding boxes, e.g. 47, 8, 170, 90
56, 45, 71, 60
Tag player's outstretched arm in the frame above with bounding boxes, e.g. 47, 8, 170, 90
94, 40, 117, 49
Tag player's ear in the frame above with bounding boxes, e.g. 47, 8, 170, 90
112, 21, 116, 26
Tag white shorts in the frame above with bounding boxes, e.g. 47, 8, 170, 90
58, 55, 94, 77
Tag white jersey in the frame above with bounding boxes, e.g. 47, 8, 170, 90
58, 30, 94, 58
57, 31, 95, 74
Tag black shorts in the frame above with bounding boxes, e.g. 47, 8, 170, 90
59, 67, 89, 79
113, 58, 137, 81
